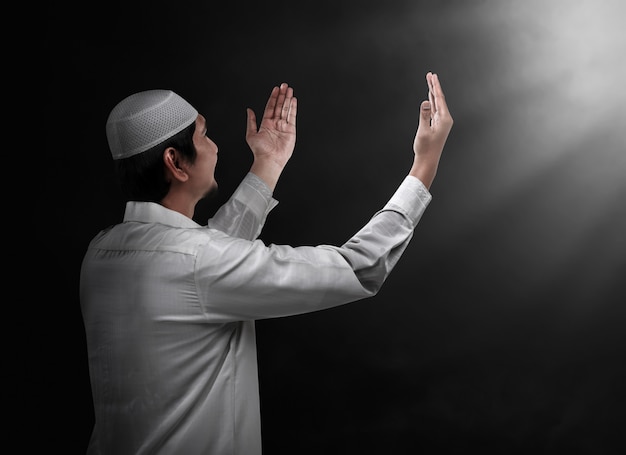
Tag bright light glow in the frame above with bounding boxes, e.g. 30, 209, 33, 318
411, 1, 626, 304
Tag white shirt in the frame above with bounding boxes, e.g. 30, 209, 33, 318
80, 173, 431, 455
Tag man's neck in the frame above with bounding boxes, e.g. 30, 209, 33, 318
160, 192, 196, 219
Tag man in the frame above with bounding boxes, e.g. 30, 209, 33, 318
80, 72, 453, 454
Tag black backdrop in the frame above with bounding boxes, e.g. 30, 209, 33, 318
44, 0, 625, 453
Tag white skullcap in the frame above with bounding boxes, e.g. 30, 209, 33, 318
106, 89, 198, 160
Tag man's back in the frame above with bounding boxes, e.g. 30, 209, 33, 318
80, 205, 263, 455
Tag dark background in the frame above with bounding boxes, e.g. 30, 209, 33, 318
44, 0, 625, 453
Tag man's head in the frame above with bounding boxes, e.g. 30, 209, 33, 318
106, 90, 219, 209
106, 89, 198, 160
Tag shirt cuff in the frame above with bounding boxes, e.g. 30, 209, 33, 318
380, 175, 432, 224
233, 172, 279, 220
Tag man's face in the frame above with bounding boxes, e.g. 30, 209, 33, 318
188, 115, 219, 199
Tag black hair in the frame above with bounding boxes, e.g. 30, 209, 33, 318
114, 121, 197, 202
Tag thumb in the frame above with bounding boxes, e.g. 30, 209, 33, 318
246, 108, 258, 136
418, 100, 431, 129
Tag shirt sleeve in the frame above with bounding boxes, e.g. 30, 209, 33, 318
206, 172, 278, 241
325, 175, 431, 292
195, 175, 432, 322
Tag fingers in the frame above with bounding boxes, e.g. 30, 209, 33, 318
263, 83, 296, 123
427, 72, 450, 117
427, 72, 436, 114
286, 95, 297, 126
275, 83, 295, 124
263, 86, 280, 119
275, 83, 289, 118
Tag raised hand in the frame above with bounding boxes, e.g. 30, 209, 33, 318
246, 83, 298, 190
410, 72, 453, 189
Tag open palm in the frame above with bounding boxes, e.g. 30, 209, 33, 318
246, 83, 297, 169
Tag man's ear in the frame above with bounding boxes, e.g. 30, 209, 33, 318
163, 147, 189, 182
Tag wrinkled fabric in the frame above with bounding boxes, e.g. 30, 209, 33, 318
80, 173, 431, 454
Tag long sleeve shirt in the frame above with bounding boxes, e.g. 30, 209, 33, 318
80, 172, 432, 455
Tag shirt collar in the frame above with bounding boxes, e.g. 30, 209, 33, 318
123, 201, 201, 229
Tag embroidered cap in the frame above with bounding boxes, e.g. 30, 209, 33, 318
106, 89, 198, 160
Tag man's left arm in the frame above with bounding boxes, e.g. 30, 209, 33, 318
206, 172, 278, 241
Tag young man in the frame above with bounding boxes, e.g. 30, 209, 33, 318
80, 73, 453, 454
